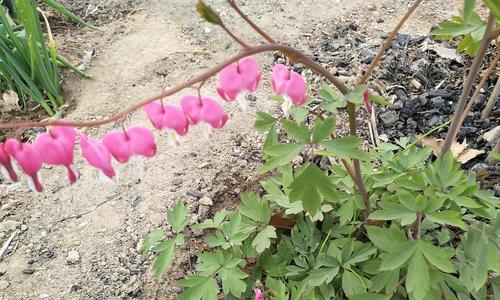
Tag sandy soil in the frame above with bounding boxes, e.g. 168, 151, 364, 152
0, 0, 461, 299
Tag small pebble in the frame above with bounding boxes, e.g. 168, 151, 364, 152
198, 197, 213, 206
186, 189, 203, 198
23, 267, 35, 275
66, 250, 80, 265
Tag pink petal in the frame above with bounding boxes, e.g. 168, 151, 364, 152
127, 126, 157, 158
239, 56, 261, 92
181, 95, 203, 125
271, 64, 290, 95
254, 288, 264, 300
102, 131, 134, 163
0, 143, 18, 182
217, 63, 243, 101
5, 139, 43, 192
201, 97, 228, 129
78, 132, 116, 179
284, 71, 307, 106
145, 101, 189, 135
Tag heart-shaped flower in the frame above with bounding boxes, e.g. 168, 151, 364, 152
35, 125, 79, 183
102, 126, 157, 163
144, 101, 189, 145
5, 139, 43, 192
181, 95, 228, 129
271, 64, 308, 117
78, 132, 116, 180
180, 95, 203, 125
200, 97, 229, 129
216, 56, 261, 111
0, 143, 18, 182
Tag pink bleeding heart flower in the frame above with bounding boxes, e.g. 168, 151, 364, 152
254, 288, 264, 300
180, 95, 203, 125
0, 143, 18, 182
271, 64, 308, 117
78, 132, 116, 180
216, 56, 261, 111
5, 139, 43, 192
34, 125, 79, 183
102, 126, 157, 163
144, 101, 189, 145
200, 97, 229, 129
364, 89, 372, 115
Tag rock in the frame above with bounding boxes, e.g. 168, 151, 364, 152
197, 205, 210, 221
129, 195, 143, 208
379, 111, 399, 127
23, 267, 35, 275
428, 115, 445, 127
20, 224, 28, 232
471, 163, 489, 172
0, 279, 9, 290
66, 250, 80, 265
0, 220, 20, 232
401, 98, 421, 118
172, 178, 183, 187
186, 189, 203, 198
38, 293, 49, 299
198, 197, 213, 206
429, 96, 445, 109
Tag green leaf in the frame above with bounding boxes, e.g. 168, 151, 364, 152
239, 193, 271, 224
484, 0, 500, 19
42, 0, 99, 30
196, 0, 222, 25
290, 106, 309, 122
418, 240, 455, 273
368, 205, 414, 221
379, 240, 417, 271
167, 201, 189, 233
254, 111, 276, 132
180, 276, 219, 300
312, 116, 336, 143
406, 250, 430, 300
306, 266, 340, 286
141, 228, 164, 258
349, 293, 390, 300
366, 225, 406, 253
281, 119, 310, 143
319, 136, 370, 161
342, 270, 367, 297
261, 143, 304, 173
219, 267, 248, 298
426, 211, 466, 229
193, 209, 227, 230
319, 85, 341, 101
473, 238, 489, 291
345, 85, 366, 105
252, 225, 277, 253
153, 239, 175, 278
463, 0, 476, 24
288, 163, 336, 216
368, 94, 391, 106
398, 190, 427, 212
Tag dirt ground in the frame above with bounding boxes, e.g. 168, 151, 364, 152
0, 0, 462, 299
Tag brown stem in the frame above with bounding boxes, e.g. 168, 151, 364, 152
480, 75, 500, 120
459, 51, 499, 126
358, 0, 423, 84
0, 44, 349, 129
415, 212, 423, 239
226, 0, 277, 44
220, 23, 250, 48
489, 27, 500, 41
442, 14, 496, 154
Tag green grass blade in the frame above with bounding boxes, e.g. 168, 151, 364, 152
41, 0, 99, 30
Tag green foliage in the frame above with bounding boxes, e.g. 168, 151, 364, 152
431, 0, 499, 56
0, 0, 92, 115
142, 201, 188, 278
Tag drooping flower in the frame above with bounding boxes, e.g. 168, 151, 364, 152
253, 288, 264, 300
271, 64, 308, 117
0, 143, 18, 182
34, 125, 79, 183
144, 101, 189, 145
216, 56, 261, 111
200, 97, 229, 129
181, 96, 229, 133
5, 139, 43, 192
180, 95, 203, 125
102, 126, 157, 163
78, 132, 116, 180
363, 89, 372, 115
